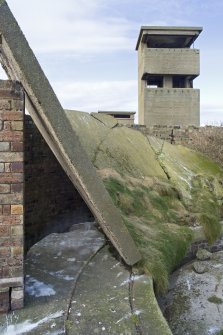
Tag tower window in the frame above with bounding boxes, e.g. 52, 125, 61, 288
146, 75, 163, 88
173, 76, 185, 88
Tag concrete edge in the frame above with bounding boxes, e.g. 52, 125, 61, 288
131, 274, 173, 335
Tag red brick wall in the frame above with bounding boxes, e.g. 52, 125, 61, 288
0, 80, 24, 312
0, 81, 94, 313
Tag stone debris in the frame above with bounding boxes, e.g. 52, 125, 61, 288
192, 261, 208, 274
196, 248, 212, 261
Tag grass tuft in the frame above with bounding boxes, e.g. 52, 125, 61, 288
207, 295, 223, 304
104, 176, 193, 294
199, 213, 221, 244
103, 171, 222, 294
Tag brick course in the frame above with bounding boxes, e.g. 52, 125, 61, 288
0, 81, 95, 313
0, 80, 24, 312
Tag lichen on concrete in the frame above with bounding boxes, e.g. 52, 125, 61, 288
163, 250, 223, 335
132, 275, 172, 335
67, 245, 136, 335
66, 111, 223, 294
66, 110, 165, 178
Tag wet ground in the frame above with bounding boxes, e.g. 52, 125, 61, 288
162, 250, 223, 335
0, 222, 105, 335
2, 221, 222, 335
0, 222, 171, 335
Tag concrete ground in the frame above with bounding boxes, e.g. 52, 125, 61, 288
163, 250, 223, 335
0, 222, 171, 335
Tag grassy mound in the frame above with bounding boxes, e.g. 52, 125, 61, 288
104, 175, 192, 293
66, 111, 223, 294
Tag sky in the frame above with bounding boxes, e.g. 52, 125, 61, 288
1, 0, 223, 125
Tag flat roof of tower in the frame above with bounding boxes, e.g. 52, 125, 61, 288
136, 26, 203, 50
98, 111, 136, 115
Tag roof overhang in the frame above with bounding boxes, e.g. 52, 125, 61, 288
136, 26, 203, 50
98, 111, 136, 115
142, 73, 198, 81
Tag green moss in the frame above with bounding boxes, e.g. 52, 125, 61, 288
65, 320, 74, 330
104, 178, 147, 216
66, 111, 223, 299
193, 151, 223, 175
104, 177, 192, 294
128, 220, 192, 294
164, 292, 191, 319
131, 313, 140, 326
103, 168, 223, 294
199, 213, 221, 244
104, 177, 185, 223
191, 175, 222, 243
207, 295, 223, 304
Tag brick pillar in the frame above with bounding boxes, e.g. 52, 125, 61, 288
0, 80, 24, 312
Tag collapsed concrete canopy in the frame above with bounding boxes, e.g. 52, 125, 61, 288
0, 0, 141, 265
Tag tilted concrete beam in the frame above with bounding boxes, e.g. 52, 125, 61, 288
0, 0, 141, 265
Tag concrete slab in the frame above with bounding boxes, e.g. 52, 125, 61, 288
67, 246, 173, 335
0, 1, 141, 266
163, 251, 223, 335
67, 245, 136, 335
65, 110, 166, 179
131, 275, 172, 335
0, 223, 172, 335
0, 223, 105, 334
91, 112, 119, 128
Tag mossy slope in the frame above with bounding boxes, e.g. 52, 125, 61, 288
149, 137, 223, 244
65, 110, 165, 178
66, 111, 223, 293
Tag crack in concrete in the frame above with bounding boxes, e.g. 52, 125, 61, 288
145, 135, 171, 180
64, 242, 106, 334
91, 114, 120, 167
129, 272, 143, 335
91, 113, 119, 129
92, 129, 113, 167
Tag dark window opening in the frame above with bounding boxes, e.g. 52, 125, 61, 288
145, 34, 194, 48
146, 75, 163, 88
172, 76, 193, 88
112, 114, 130, 119
173, 76, 186, 88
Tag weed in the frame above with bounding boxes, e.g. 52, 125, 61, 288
207, 295, 223, 304
199, 213, 221, 244
102, 145, 223, 294
131, 314, 140, 326
65, 320, 74, 330
104, 177, 192, 294
191, 175, 222, 243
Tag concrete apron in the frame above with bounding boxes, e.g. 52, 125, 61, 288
0, 223, 172, 335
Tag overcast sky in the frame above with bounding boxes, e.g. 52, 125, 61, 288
1, 0, 223, 124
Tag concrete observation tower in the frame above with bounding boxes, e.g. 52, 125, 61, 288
136, 26, 202, 126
